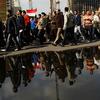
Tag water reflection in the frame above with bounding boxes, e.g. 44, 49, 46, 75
0, 46, 100, 100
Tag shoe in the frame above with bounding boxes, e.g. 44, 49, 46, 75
85, 40, 90, 43
13, 87, 18, 93
70, 43, 77, 46
47, 39, 50, 42
14, 48, 21, 51
52, 43, 57, 46
0, 49, 6, 52
15, 48, 18, 51
59, 43, 64, 47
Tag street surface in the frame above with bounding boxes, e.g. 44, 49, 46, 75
0, 40, 100, 58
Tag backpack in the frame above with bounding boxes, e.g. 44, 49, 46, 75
67, 13, 75, 28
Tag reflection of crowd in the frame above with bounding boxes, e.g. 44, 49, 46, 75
0, 47, 100, 92
0, 7, 100, 51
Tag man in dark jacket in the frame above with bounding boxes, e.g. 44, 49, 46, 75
74, 11, 85, 42
16, 10, 25, 47
52, 9, 64, 46
6, 10, 21, 51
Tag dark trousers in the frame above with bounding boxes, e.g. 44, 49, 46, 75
84, 26, 94, 41
94, 27, 100, 39
31, 28, 38, 39
24, 25, 31, 44
62, 27, 76, 45
6, 33, 21, 50
50, 28, 57, 41
38, 29, 45, 44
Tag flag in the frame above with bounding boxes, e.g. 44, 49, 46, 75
26, 8, 37, 16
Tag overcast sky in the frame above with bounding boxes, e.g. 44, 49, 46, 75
20, 0, 68, 14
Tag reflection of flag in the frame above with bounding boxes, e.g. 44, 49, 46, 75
26, 8, 37, 16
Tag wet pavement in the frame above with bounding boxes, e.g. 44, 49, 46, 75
0, 46, 100, 100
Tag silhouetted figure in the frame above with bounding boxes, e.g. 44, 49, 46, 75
0, 58, 6, 88
64, 51, 77, 85
8, 56, 21, 93
6, 10, 21, 51
51, 52, 67, 82
76, 49, 84, 74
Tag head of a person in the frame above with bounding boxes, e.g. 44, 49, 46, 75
22, 10, 26, 16
64, 7, 69, 12
13, 15, 17, 19
92, 11, 95, 16
81, 10, 85, 15
56, 9, 61, 14
30, 17, 34, 21
7, 9, 13, 17
17, 10, 22, 16
34, 15, 37, 18
53, 11, 56, 16
38, 14, 41, 19
86, 10, 92, 15
74, 10, 78, 15
41, 12, 46, 18
58, 9, 61, 13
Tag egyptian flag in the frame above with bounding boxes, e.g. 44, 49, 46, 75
26, 8, 37, 16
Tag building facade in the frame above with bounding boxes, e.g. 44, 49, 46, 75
0, 0, 21, 21
70, 0, 100, 12
13, 0, 21, 14
7, 0, 14, 11
0, 0, 6, 21
0, 0, 13, 20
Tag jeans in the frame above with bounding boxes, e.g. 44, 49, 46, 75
6, 33, 21, 50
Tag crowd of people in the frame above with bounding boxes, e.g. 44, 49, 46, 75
0, 7, 100, 51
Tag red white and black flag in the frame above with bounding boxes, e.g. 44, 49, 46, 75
26, 8, 37, 16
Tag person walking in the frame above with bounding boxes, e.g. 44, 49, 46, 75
74, 11, 85, 42
16, 10, 25, 47
5, 10, 21, 51
22, 10, 31, 45
37, 13, 45, 45
83, 11, 94, 41
50, 11, 57, 41
52, 9, 64, 46
60, 7, 76, 46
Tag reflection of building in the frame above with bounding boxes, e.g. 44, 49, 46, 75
0, 0, 6, 21
70, 0, 100, 12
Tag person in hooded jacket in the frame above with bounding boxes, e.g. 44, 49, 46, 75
5, 10, 21, 51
